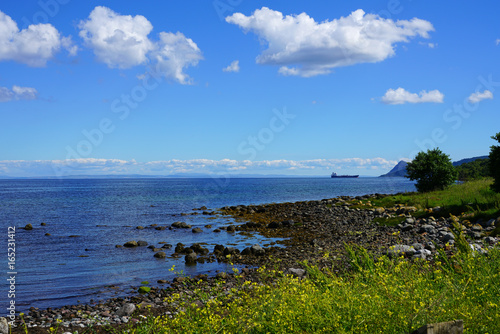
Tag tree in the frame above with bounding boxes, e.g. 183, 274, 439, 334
489, 132, 500, 192
406, 148, 457, 192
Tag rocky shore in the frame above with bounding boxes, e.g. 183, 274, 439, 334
5, 193, 499, 333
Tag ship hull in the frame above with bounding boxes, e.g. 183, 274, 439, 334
331, 175, 359, 178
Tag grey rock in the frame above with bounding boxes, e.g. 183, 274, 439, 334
485, 236, 498, 244
185, 253, 197, 264
386, 245, 415, 258
288, 268, 306, 278
116, 303, 136, 317
424, 241, 436, 251
0, 317, 9, 334
411, 243, 424, 251
241, 247, 251, 256
441, 232, 455, 243
405, 217, 415, 224
418, 225, 436, 234
250, 244, 265, 256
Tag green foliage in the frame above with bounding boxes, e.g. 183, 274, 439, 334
138, 286, 151, 294
132, 247, 500, 333
455, 158, 490, 181
490, 132, 500, 192
406, 148, 458, 192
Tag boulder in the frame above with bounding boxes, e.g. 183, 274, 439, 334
226, 225, 236, 232
154, 252, 166, 258
250, 244, 265, 256
124, 241, 138, 248
175, 243, 185, 253
172, 222, 191, 229
185, 253, 197, 264
116, 303, 136, 317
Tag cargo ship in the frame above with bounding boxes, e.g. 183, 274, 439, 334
331, 172, 359, 178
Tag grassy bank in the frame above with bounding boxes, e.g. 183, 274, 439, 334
121, 180, 500, 334
371, 178, 500, 219
129, 245, 500, 333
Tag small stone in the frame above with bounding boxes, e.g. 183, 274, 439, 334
441, 232, 455, 243
411, 243, 424, 251
136, 226, 144, 230
192, 228, 203, 233
24, 223, 33, 230
288, 268, 306, 278
226, 225, 235, 232
41, 222, 47, 226
137, 241, 148, 246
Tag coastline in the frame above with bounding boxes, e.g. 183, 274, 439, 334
8, 191, 499, 333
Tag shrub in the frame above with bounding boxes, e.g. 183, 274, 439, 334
406, 148, 457, 192
490, 132, 500, 192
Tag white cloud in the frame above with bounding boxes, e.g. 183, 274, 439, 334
381, 87, 444, 104
79, 6, 203, 84
468, 90, 493, 103
0, 85, 38, 102
0, 10, 76, 67
226, 7, 434, 77
79, 6, 153, 69
151, 32, 203, 84
223, 60, 240, 72
0, 158, 398, 177
496, 39, 500, 46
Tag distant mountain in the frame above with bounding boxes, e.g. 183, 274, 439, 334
380, 160, 408, 177
380, 155, 489, 177
452, 155, 489, 167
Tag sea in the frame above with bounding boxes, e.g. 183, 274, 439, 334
0, 177, 415, 313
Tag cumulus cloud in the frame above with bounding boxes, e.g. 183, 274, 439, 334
151, 32, 203, 84
0, 85, 38, 102
468, 90, 493, 104
0, 10, 76, 67
223, 60, 240, 72
496, 39, 500, 46
0, 158, 398, 177
79, 6, 202, 84
381, 87, 444, 104
226, 7, 434, 77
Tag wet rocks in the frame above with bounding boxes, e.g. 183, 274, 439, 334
24, 223, 33, 230
192, 227, 203, 233
185, 253, 197, 264
124, 241, 138, 248
172, 221, 191, 229
153, 252, 166, 258
137, 241, 148, 247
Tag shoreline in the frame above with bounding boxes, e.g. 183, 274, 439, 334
7, 192, 499, 333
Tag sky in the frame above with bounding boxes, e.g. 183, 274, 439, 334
0, 0, 499, 177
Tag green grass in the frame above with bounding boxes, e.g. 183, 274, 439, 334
358, 178, 500, 221
127, 245, 500, 333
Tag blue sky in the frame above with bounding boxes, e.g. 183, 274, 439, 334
0, 0, 499, 177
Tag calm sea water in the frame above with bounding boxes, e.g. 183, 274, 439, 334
0, 177, 415, 312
